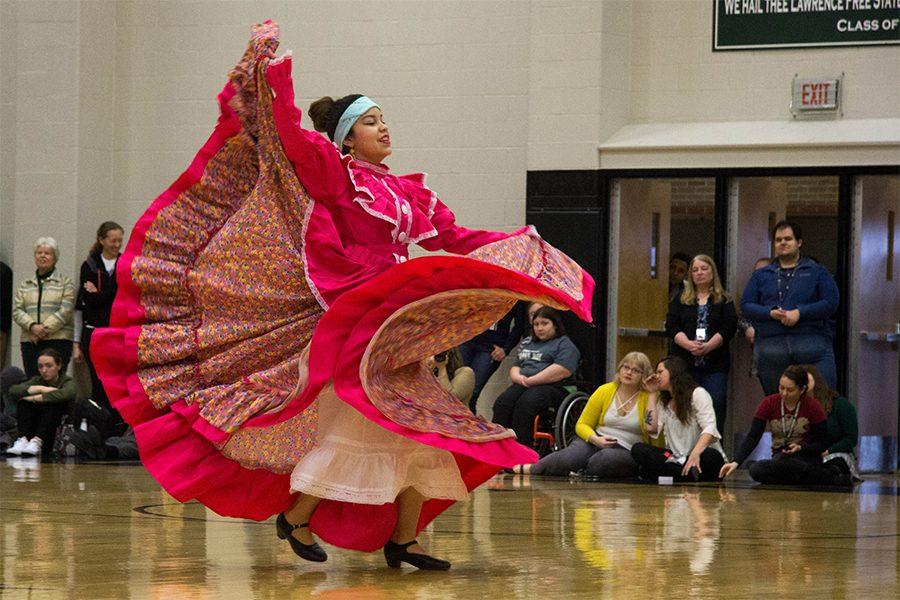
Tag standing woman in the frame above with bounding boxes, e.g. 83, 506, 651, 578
92, 22, 594, 571
632, 356, 726, 482
73, 222, 124, 427
12, 237, 75, 378
666, 254, 737, 432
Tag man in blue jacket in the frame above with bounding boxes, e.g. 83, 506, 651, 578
740, 221, 839, 394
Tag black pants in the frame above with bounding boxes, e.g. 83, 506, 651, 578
20, 339, 73, 379
491, 383, 568, 448
631, 442, 725, 482
16, 398, 69, 451
82, 327, 123, 426
749, 453, 846, 486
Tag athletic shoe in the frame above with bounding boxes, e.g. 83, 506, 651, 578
6, 436, 28, 455
20, 438, 42, 457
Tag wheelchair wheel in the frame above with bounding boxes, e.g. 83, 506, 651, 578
553, 391, 589, 450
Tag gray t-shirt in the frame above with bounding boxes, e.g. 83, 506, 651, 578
516, 335, 580, 377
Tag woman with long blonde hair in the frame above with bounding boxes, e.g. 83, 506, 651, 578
665, 254, 737, 431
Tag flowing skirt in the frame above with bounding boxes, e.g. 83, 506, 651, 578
92, 21, 594, 552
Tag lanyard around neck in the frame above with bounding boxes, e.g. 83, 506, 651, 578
780, 397, 801, 443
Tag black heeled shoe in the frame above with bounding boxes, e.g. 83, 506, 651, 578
276, 513, 328, 562
383, 540, 451, 570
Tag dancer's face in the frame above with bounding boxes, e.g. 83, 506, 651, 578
344, 107, 391, 164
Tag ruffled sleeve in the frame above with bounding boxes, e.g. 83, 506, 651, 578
266, 54, 353, 205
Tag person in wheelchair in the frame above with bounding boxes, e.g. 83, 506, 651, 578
514, 352, 658, 478
491, 306, 579, 450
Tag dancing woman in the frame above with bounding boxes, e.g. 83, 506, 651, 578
92, 22, 594, 570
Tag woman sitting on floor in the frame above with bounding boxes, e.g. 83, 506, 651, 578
802, 364, 860, 483
7, 348, 76, 456
632, 356, 726, 482
719, 364, 852, 486
516, 351, 659, 478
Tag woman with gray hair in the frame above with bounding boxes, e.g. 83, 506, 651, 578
12, 237, 75, 377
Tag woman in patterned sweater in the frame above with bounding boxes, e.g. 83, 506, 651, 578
12, 237, 74, 377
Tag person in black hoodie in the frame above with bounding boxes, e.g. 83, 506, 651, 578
73, 221, 124, 426
665, 254, 737, 433
458, 300, 533, 413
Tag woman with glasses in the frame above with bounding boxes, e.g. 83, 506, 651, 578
513, 352, 658, 478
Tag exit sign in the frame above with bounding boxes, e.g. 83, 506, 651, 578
791, 75, 842, 118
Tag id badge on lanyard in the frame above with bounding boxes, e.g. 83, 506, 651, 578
695, 327, 707, 341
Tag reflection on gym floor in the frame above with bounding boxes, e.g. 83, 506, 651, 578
1, 461, 897, 598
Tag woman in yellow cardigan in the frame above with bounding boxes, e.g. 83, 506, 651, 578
517, 352, 658, 478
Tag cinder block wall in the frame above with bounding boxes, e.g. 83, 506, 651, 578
1, 0, 897, 380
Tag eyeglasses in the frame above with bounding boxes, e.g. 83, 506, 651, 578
620, 365, 643, 374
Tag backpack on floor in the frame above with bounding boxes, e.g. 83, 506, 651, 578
104, 427, 139, 459
52, 416, 106, 460
71, 398, 112, 439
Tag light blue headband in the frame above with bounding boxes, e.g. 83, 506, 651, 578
334, 96, 379, 149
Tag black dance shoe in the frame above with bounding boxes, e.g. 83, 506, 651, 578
275, 513, 328, 562
383, 540, 451, 570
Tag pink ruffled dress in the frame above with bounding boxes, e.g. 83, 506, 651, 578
92, 22, 594, 552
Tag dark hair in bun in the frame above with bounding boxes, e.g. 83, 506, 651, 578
308, 94, 363, 144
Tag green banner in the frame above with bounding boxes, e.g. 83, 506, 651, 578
714, 0, 900, 50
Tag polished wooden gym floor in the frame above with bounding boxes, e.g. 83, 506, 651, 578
1, 458, 897, 599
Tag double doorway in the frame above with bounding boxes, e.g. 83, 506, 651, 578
606, 170, 898, 471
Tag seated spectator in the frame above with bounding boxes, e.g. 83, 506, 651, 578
12, 237, 75, 378
492, 306, 580, 449
666, 254, 737, 432
6, 348, 75, 456
459, 301, 531, 413
1, 365, 27, 417
632, 356, 726, 482
802, 363, 860, 482
517, 351, 658, 478
427, 348, 475, 406
719, 365, 851, 486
